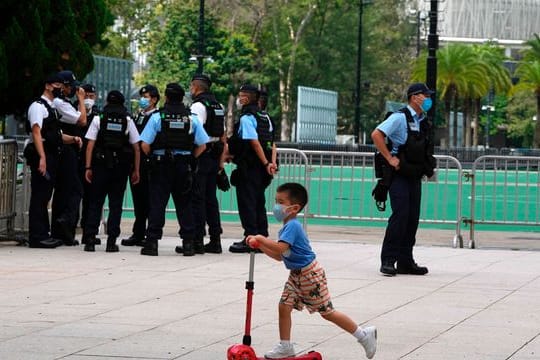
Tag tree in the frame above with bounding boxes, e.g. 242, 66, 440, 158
515, 34, 540, 148
0, 0, 111, 117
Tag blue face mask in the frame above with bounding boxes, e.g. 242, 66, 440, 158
421, 97, 432, 112
139, 97, 150, 109
273, 204, 289, 222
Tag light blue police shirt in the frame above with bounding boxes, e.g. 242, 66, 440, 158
376, 105, 425, 154
140, 112, 210, 155
238, 114, 258, 140
278, 218, 316, 270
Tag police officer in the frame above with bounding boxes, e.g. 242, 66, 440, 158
121, 84, 160, 247
51, 70, 86, 246
24, 73, 80, 248
139, 83, 209, 256
79, 83, 99, 238
228, 84, 278, 253
187, 74, 226, 254
371, 83, 436, 276
82, 90, 140, 252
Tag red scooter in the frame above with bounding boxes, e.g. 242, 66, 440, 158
227, 251, 323, 360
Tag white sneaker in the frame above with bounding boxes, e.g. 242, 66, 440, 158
264, 342, 296, 359
358, 326, 377, 359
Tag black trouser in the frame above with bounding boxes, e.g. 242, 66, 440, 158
78, 143, 90, 228
381, 174, 422, 265
51, 144, 82, 240
235, 163, 270, 237
192, 150, 222, 239
129, 155, 150, 240
145, 156, 195, 242
28, 148, 59, 245
83, 159, 130, 239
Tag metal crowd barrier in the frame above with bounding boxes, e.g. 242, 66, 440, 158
0, 139, 18, 241
467, 155, 540, 249
300, 151, 464, 247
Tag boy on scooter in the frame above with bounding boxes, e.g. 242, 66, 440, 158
247, 182, 377, 359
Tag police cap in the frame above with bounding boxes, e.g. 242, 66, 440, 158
191, 74, 212, 87
81, 83, 96, 93
239, 84, 260, 96
106, 90, 125, 105
45, 73, 63, 85
139, 84, 160, 101
57, 70, 79, 87
407, 83, 434, 97
165, 82, 185, 101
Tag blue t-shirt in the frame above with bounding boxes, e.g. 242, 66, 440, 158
278, 218, 316, 270
376, 105, 424, 154
140, 111, 209, 155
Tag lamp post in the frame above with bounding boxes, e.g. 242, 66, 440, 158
354, 0, 373, 145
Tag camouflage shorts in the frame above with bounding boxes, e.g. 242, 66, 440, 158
280, 260, 334, 316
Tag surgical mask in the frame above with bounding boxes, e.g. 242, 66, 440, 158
139, 97, 150, 109
52, 87, 63, 98
235, 98, 243, 110
420, 97, 432, 112
273, 204, 290, 222
83, 98, 95, 111
185, 91, 192, 102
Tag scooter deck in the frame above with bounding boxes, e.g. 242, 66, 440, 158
256, 350, 323, 360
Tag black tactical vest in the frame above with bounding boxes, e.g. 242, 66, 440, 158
153, 103, 193, 151
229, 104, 274, 163
192, 93, 225, 137
95, 104, 129, 150
30, 98, 63, 151
134, 108, 159, 134
396, 107, 428, 164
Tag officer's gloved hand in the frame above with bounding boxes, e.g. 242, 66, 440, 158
372, 179, 389, 212
216, 168, 230, 192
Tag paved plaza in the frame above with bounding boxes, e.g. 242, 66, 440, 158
1, 223, 539, 359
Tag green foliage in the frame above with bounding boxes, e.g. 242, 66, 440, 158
506, 91, 536, 147
0, 0, 111, 115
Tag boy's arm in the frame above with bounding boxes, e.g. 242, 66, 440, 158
247, 235, 289, 261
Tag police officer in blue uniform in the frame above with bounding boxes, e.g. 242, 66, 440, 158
228, 84, 278, 253
188, 74, 226, 254
82, 90, 141, 252
122, 84, 161, 247
24, 73, 80, 248
51, 70, 86, 246
371, 83, 436, 276
139, 83, 209, 256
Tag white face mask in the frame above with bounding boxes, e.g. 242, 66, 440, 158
83, 98, 95, 111
235, 98, 243, 110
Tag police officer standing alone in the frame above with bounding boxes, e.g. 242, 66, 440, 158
82, 90, 140, 252
139, 83, 209, 256
185, 74, 226, 254
228, 84, 277, 253
121, 84, 160, 247
51, 70, 86, 246
371, 83, 436, 276
24, 74, 81, 248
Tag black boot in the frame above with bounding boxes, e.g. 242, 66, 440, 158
204, 235, 222, 254
194, 236, 205, 254
175, 238, 195, 256
82, 237, 101, 245
121, 235, 145, 246
106, 237, 119, 253
83, 235, 96, 252
141, 240, 158, 256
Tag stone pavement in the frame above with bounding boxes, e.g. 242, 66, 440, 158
1, 222, 540, 359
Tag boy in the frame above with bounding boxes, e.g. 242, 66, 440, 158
246, 183, 377, 359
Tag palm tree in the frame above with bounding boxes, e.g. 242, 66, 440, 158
515, 34, 540, 148
515, 61, 540, 147
413, 44, 488, 148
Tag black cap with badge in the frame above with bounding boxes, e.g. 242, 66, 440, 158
406, 83, 435, 97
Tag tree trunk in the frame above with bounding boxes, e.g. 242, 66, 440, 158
275, 2, 316, 142
464, 97, 471, 147
534, 93, 540, 148
473, 98, 481, 147
226, 94, 236, 138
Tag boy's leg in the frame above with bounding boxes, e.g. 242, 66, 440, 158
278, 302, 293, 340
321, 310, 357, 333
